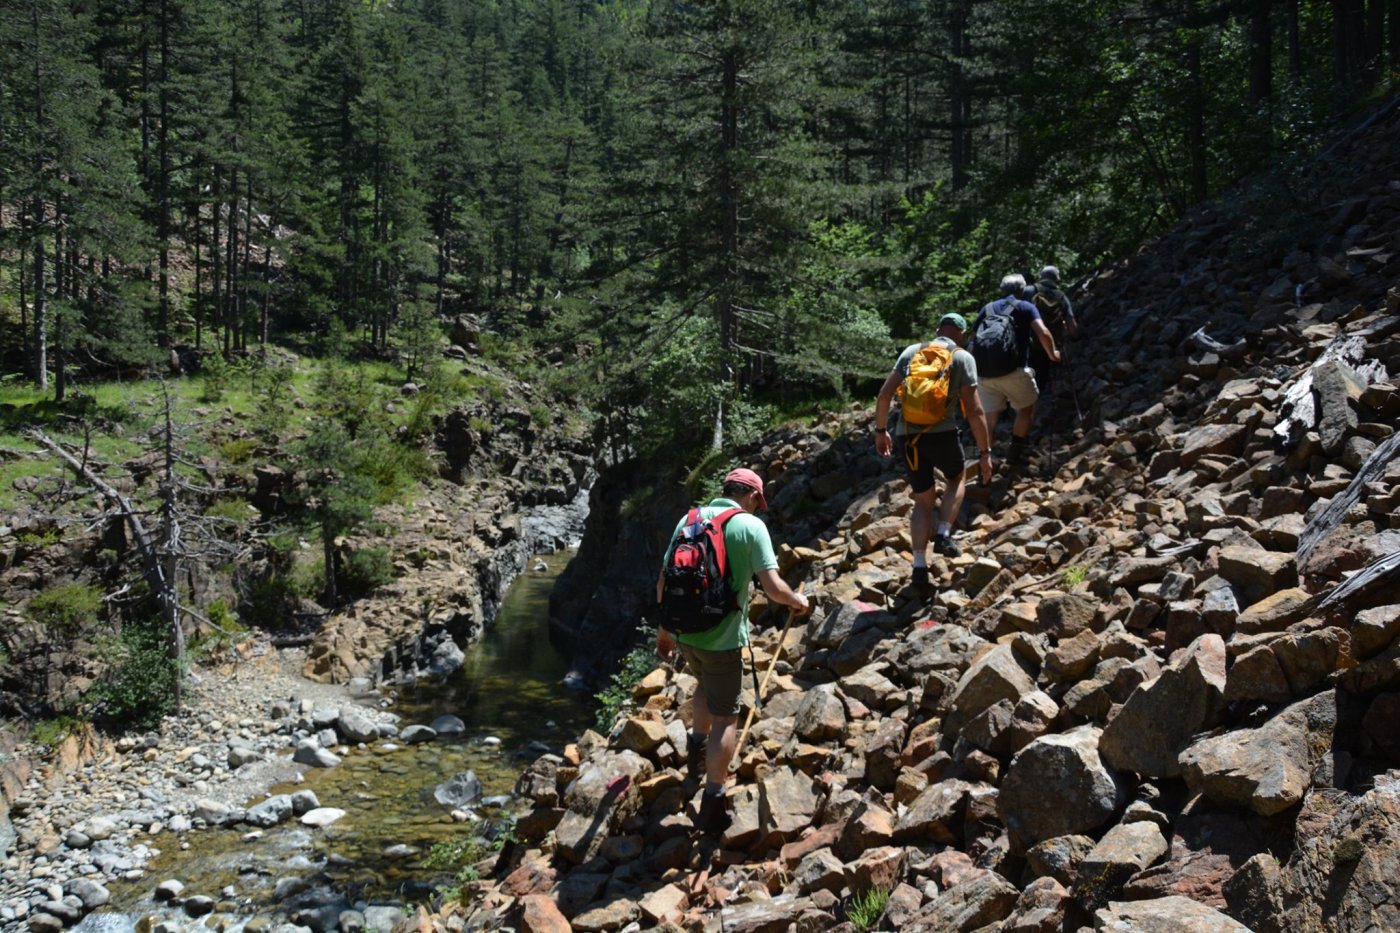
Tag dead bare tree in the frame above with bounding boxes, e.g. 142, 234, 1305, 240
27, 382, 251, 711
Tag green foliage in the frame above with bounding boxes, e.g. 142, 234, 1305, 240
205, 497, 255, 525
31, 716, 80, 748
845, 886, 890, 933
188, 600, 249, 658
339, 547, 395, 600
200, 352, 232, 403
86, 621, 179, 729
17, 527, 62, 550
424, 834, 486, 884
1061, 565, 1089, 588
219, 438, 259, 463
28, 583, 103, 631
594, 624, 660, 732
244, 360, 297, 440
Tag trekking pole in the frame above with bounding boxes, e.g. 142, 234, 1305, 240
731, 603, 802, 772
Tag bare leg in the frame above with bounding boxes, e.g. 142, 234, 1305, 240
706, 714, 738, 785
911, 486, 938, 557
1012, 403, 1035, 439
938, 467, 967, 527
692, 685, 713, 737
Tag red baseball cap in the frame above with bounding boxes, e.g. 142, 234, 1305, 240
724, 467, 768, 510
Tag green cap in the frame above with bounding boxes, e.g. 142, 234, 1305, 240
938, 312, 969, 332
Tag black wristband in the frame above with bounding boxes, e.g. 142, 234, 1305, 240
875, 427, 889, 434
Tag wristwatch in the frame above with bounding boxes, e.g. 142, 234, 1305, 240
978, 448, 992, 456
875, 427, 889, 434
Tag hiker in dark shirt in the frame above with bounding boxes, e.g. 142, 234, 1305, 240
1023, 265, 1077, 405
970, 273, 1061, 469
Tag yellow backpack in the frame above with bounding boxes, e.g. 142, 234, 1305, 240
898, 341, 956, 425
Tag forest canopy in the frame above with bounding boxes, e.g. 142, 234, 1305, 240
1, 0, 1397, 453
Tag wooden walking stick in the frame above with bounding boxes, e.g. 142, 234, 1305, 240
731, 603, 802, 771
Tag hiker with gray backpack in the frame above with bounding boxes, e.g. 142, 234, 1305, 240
969, 273, 1062, 470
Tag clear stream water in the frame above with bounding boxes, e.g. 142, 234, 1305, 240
103, 552, 594, 925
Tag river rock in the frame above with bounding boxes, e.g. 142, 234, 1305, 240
246, 795, 294, 828
64, 879, 110, 911
300, 808, 345, 828
430, 715, 467, 736
434, 771, 484, 808
292, 740, 340, 769
335, 705, 381, 744
399, 725, 437, 744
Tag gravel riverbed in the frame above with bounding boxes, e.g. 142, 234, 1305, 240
0, 637, 422, 933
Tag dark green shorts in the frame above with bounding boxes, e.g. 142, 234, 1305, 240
678, 642, 743, 718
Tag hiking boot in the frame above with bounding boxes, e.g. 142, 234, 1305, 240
911, 566, 931, 593
933, 533, 961, 558
695, 791, 732, 835
685, 734, 707, 779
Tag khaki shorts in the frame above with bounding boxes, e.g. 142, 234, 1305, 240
978, 367, 1040, 413
678, 643, 743, 718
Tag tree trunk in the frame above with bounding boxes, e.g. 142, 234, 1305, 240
54, 225, 66, 402
949, 0, 971, 192
156, 0, 172, 348
211, 167, 223, 353
1288, 0, 1302, 78
30, 5, 47, 392
1186, 28, 1208, 204
322, 520, 338, 607
1249, 0, 1273, 109
33, 198, 48, 393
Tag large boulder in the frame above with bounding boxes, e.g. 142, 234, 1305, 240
1094, 896, 1253, 931
946, 644, 1037, 720
1100, 634, 1226, 778
1225, 773, 1400, 932
1179, 690, 1337, 816
1000, 726, 1126, 847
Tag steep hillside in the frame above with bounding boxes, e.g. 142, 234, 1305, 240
450, 100, 1400, 930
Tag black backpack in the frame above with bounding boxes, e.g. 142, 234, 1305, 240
971, 298, 1022, 378
660, 506, 743, 635
1032, 283, 1066, 326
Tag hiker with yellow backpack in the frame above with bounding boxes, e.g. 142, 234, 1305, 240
874, 312, 993, 593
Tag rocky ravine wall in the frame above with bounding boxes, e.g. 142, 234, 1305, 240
300, 389, 595, 686
443, 106, 1400, 931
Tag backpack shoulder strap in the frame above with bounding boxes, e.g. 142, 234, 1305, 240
711, 507, 744, 529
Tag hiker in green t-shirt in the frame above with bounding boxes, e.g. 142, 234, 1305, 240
654, 467, 809, 834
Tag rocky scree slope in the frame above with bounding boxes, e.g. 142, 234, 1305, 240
442, 105, 1400, 932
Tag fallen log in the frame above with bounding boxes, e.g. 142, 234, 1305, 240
1296, 430, 1400, 571
1318, 549, 1400, 612
1186, 326, 1248, 361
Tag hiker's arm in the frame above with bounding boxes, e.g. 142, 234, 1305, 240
874, 368, 900, 457
1032, 318, 1061, 363
655, 570, 676, 659
961, 383, 994, 484
1063, 294, 1078, 337
756, 569, 810, 615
